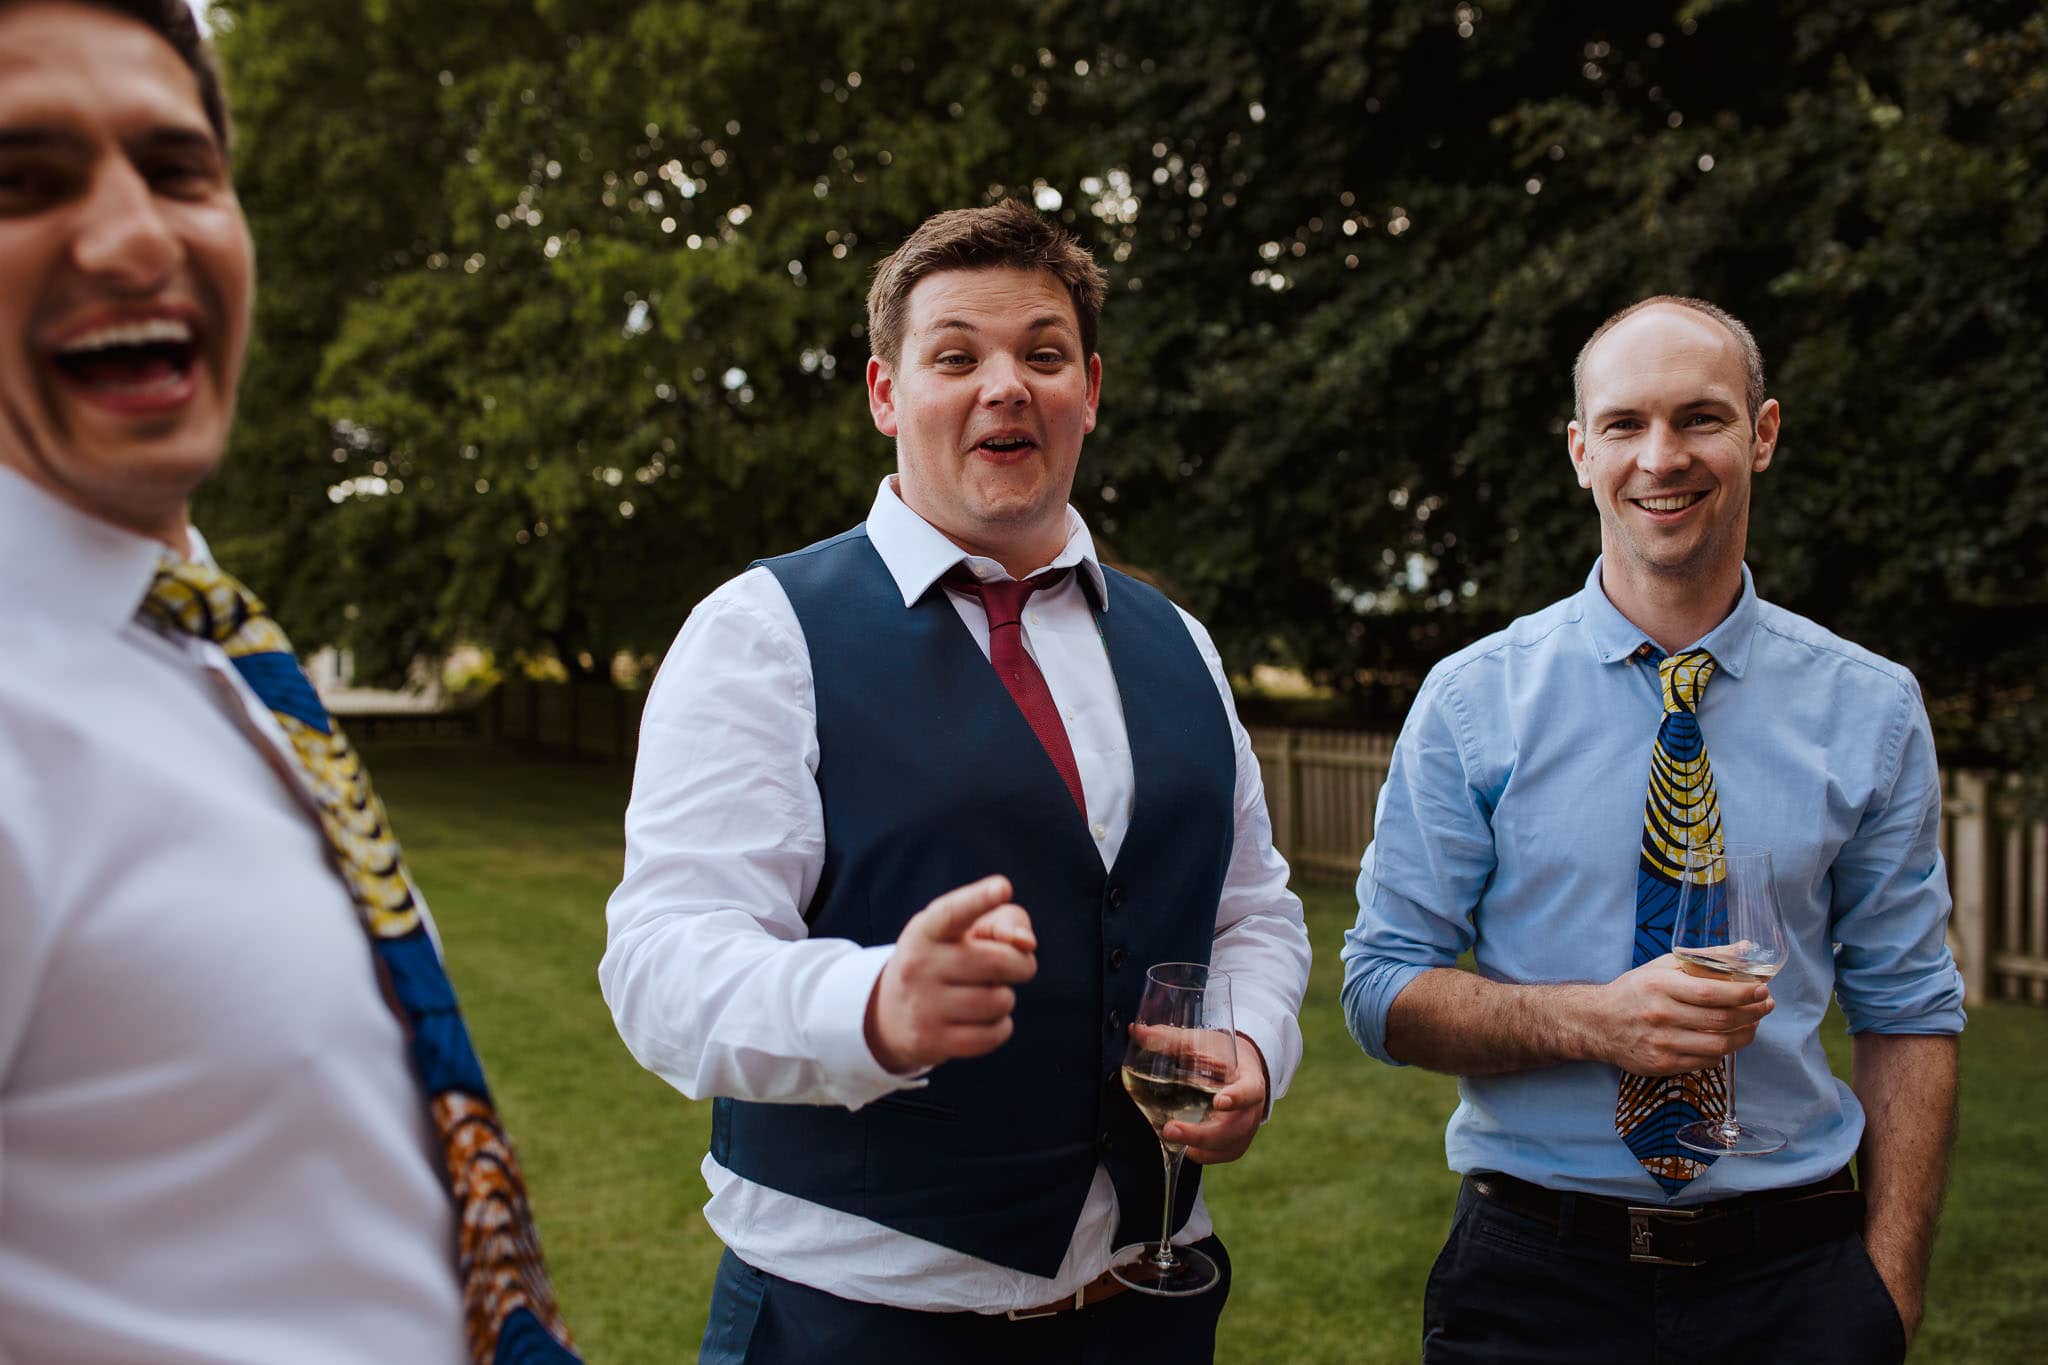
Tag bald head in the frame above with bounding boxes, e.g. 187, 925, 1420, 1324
1573, 295, 1765, 425
1576, 303, 1755, 436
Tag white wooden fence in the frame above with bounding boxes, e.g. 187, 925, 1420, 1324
1248, 725, 2048, 1008
1247, 727, 1395, 885
1944, 772, 2048, 1007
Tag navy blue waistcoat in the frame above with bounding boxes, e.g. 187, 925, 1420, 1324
710, 527, 1236, 1278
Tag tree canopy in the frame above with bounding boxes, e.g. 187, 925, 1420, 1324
204, 0, 2045, 772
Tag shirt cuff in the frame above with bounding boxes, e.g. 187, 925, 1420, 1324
1232, 1007, 1292, 1119
809, 942, 930, 1108
1841, 1004, 1968, 1037
1345, 960, 1434, 1067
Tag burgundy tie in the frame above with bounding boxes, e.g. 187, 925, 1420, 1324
947, 568, 1089, 819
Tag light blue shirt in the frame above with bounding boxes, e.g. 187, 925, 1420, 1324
1341, 560, 1965, 1204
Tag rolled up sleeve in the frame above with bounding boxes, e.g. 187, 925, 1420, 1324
1829, 678, 1967, 1036
1341, 673, 1496, 1065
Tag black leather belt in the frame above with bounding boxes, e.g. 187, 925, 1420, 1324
1468, 1167, 1864, 1267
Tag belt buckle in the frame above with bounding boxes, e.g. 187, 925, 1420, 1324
1006, 1284, 1088, 1321
1625, 1204, 1708, 1267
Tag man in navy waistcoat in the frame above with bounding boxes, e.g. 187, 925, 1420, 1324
602, 199, 1311, 1363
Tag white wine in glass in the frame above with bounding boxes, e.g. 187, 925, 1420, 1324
1111, 962, 1236, 1297
1673, 843, 1788, 1157
1120, 1066, 1227, 1134
1674, 944, 1784, 986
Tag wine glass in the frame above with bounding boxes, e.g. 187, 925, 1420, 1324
1111, 962, 1237, 1297
1672, 843, 1788, 1157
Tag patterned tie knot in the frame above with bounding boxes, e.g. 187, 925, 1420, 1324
1658, 648, 1718, 716
144, 558, 261, 643
142, 558, 295, 659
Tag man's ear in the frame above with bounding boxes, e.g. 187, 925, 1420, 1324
1750, 398, 1781, 473
1567, 420, 1593, 489
868, 356, 897, 437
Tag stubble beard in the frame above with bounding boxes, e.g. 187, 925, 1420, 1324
1619, 496, 1749, 589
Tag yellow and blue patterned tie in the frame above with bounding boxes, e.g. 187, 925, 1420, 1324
1615, 647, 1727, 1195
141, 558, 578, 1365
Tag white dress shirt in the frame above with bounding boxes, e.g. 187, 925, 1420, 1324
602, 476, 1311, 1312
0, 468, 467, 1365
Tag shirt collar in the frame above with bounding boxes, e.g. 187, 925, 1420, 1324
0, 465, 196, 635
1579, 555, 1760, 679
864, 475, 1109, 609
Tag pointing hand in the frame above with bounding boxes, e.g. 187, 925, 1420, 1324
864, 875, 1038, 1074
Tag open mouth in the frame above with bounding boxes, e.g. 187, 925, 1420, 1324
49, 318, 200, 408
1631, 491, 1706, 514
976, 434, 1038, 457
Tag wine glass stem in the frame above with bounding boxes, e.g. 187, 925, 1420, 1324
1721, 1048, 1741, 1139
1154, 1141, 1187, 1267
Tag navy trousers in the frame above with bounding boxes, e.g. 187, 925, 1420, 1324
1423, 1178, 1906, 1364
700, 1238, 1231, 1365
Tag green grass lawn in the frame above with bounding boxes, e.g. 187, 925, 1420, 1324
365, 742, 2048, 1363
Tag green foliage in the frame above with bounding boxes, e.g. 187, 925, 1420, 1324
206, 0, 1096, 679
207, 1, 2045, 769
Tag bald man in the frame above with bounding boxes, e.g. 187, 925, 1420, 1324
1341, 296, 1963, 1364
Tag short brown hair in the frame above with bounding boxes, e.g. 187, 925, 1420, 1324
866, 199, 1109, 366
1573, 295, 1766, 424
25, 1, 232, 148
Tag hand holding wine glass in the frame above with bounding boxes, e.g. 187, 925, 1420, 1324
1159, 1033, 1267, 1165
1112, 962, 1237, 1297
1673, 843, 1789, 1157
